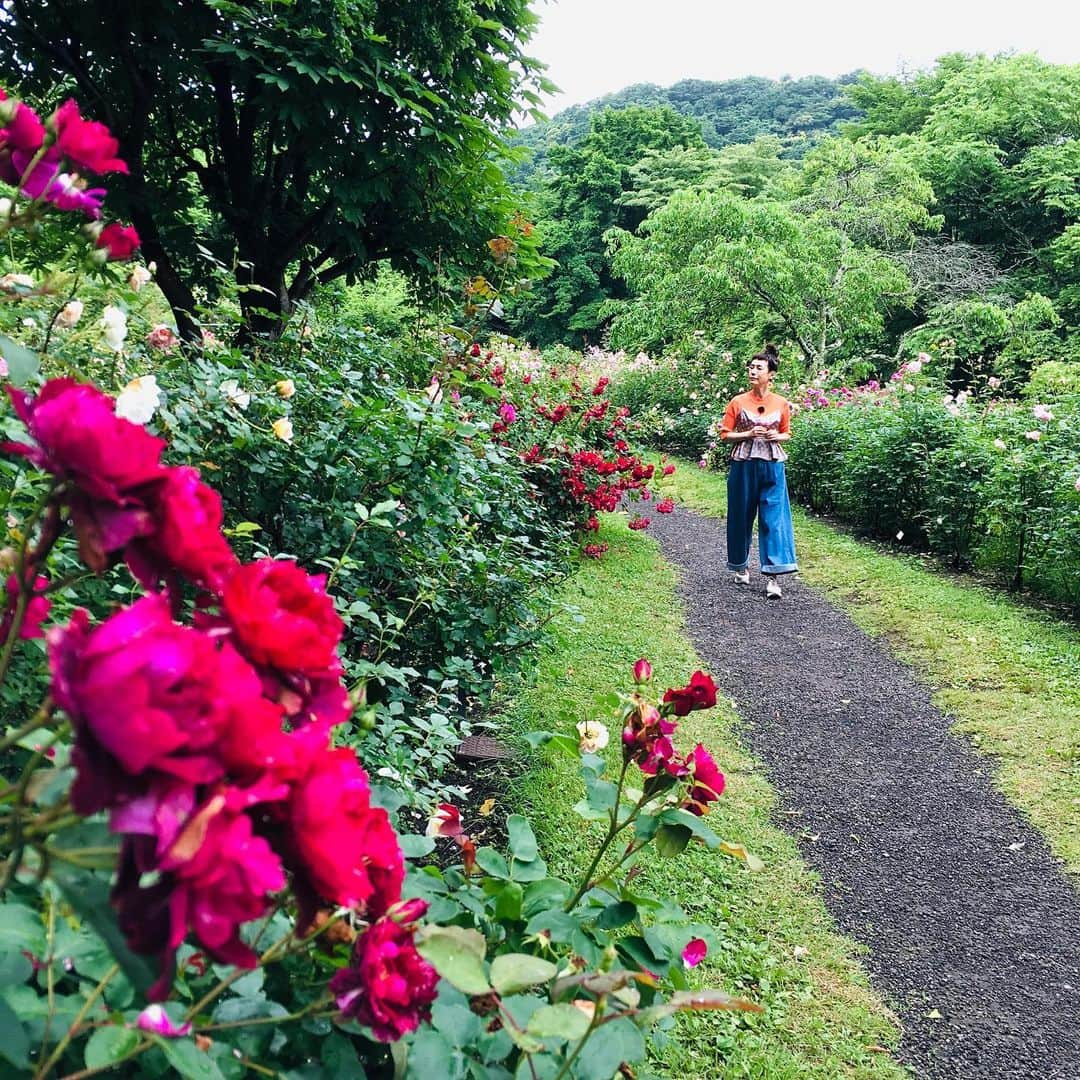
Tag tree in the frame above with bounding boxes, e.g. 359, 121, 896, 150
0, 0, 548, 338
608, 190, 912, 366
508, 105, 705, 346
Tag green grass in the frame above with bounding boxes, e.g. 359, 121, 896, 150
500, 518, 906, 1080
667, 460, 1080, 877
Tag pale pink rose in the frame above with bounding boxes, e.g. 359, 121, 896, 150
1025, 430, 1041, 441
576, 720, 609, 754
1032, 403, 1054, 422
146, 324, 178, 352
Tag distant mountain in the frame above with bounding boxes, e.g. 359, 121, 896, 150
511, 74, 864, 183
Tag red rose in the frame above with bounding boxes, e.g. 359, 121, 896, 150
96, 222, 141, 260
662, 671, 718, 717
223, 559, 342, 672
288, 747, 404, 914
330, 903, 438, 1042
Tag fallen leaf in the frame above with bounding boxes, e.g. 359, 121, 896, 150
926, 1008, 943, 1020
479, 798, 496, 817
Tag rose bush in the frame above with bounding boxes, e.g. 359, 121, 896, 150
1, 88, 765, 1079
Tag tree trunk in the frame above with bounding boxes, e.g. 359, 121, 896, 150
236, 261, 292, 342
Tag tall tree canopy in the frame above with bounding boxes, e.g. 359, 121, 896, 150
0, 0, 548, 337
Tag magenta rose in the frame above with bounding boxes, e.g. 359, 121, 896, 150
51, 99, 128, 175
1, 572, 50, 643
113, 796, 285, 999
130, 466, 238, 594
662, 670, 718, 717
330, 901, 438, 1042
286, 746, 404, 920
49, 596, 273, 814
2, 379, 165, 502
682, 744, 725, 816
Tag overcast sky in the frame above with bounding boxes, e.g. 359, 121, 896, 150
526, 0, 1080, 114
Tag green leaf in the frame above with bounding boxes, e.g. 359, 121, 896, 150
399, 834, 436, 859
0, 995, 30, 1070
525, 1003, 591, 1041
506, 815, 538, 863
0, 334, 40, 387
654, 822, 692, 858
415, 926, 491, 995
522, 879, 571, 918
0, 903, 44, 958
85, 1024, 141, 1070
156, 1036, 226, 1078
490, 954, 557, 996
51, 866, 158, 996
657, 809, 720, 849
575, 1017, 645, 1076
0, 950, 32, 986
596, 901, 638, 930
484, 879, 523, 922
405, 1028, 460, 1077
474, 847, 510, 880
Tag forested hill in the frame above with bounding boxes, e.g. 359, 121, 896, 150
512, 73, 863, 180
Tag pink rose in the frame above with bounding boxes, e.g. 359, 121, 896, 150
682, 937, 708, 967
633, 658, 652, 684
146, 324, 178, 351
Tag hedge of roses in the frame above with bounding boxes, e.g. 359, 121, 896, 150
1, 89, 765, 1079
783, 358, 1080, 607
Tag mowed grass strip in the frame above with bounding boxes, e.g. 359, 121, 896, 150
667, 460, 1080, 877
500, 519, 906, 1080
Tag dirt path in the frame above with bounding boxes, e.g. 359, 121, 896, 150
644, 504, 1080, 1080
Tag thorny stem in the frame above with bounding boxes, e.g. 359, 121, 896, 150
35, 964, 119, 1079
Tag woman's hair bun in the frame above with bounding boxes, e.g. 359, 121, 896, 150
763, 343, 779, 358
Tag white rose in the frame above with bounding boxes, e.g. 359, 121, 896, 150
128, 265, 152, 291
576, 720, 610, 754
100, 304, 128, 352
115, 374, 161, 425
57, 300, 84, 327
219, 379, 251, 410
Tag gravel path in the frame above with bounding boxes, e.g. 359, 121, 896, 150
645, 503, 1080, 1080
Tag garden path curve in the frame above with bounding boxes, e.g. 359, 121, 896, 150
645, 504, 1080, 1080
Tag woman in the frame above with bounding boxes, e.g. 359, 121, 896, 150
718, 344, 798, 598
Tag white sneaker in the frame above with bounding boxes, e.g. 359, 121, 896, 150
765, 577, 782, 599
733, 569, 750, 585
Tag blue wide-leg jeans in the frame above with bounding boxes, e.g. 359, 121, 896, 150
726, 458, 798, 575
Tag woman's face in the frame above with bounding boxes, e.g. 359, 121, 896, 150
748, 357, 772, 388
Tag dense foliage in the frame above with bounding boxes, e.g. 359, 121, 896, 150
511, 73, 863, 182
0, 84, 768, 1080
0, 0, 551, 338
